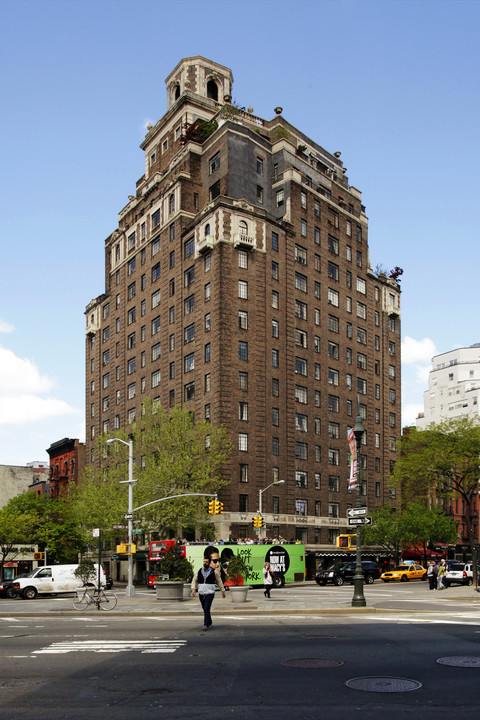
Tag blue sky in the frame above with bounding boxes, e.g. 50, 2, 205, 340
1, 0, 479, 465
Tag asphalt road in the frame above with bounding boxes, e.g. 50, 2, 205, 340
1, 600, 480, 720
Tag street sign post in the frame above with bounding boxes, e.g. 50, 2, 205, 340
348, 516, 372, 526
347, 507, 368, 518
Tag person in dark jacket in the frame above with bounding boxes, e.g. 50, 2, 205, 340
191, 545, 225, 630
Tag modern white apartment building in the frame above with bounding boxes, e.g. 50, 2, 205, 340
416, 344, 480, 429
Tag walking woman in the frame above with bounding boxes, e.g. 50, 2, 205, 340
191, 545, 226, 630
263, 561, 274, 598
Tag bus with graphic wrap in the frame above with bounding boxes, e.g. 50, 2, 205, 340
185, 544, 306, 587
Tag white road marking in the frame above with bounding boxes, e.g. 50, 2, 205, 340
33, 640, 187, 655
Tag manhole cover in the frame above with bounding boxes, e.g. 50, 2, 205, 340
282, 658, 343, 668
345, 676, 422, 693
437, 656, 480, 668
301, 634, 337, 639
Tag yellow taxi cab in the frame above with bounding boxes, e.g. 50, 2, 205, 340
380, 564, 427, 582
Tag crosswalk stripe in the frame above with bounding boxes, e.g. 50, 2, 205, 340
33, 640, 187, 654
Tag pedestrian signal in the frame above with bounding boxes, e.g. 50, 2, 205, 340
33, 552, 44, 561
336, 534, 356, 548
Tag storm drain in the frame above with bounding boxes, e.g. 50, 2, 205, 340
0, 679, 44, 689
437, 656, 480, 668
301, 634, 337, 639
345, 676, 422, 693
282, 658, 343, 668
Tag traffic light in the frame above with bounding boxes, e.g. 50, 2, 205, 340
336, 534, 356, 548
33, 552, 44, 561
208, 500, 216, 514
252, 515, 264, 528
215, 500, 224, 514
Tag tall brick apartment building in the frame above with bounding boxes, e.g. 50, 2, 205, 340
85, 57, 401, 547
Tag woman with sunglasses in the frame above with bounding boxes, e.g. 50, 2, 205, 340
191, 545, 226, 630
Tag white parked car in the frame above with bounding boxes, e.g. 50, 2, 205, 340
444, 562, 473, 587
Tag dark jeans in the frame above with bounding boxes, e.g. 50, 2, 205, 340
264, 584, 272, 598
428, 574, 436, 590
199, 592, 214, 627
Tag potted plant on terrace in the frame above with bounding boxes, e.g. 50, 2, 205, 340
225, 553, 251, 603
154, 547, 194, 602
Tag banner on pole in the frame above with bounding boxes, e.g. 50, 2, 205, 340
348, 428, 357, 490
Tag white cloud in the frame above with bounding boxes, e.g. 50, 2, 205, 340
402, 336, 436, 365
0, 396, 76, 426
0, 347, 53, 396
0, 319, 14, 333
402, 402, 425, 427
0, 346, 77, 426
415, 364, 431, 384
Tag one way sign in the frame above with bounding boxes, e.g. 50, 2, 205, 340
348, 516, 373, 526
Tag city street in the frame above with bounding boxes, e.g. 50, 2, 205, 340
1, 583, 480, 719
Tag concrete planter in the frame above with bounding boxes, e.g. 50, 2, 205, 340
228, 585, 251, 603
183, 582, 193, 600
154, 581, 183, 601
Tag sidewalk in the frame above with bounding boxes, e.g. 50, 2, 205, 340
1, 581, 478, 616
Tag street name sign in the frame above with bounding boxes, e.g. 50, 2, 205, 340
348, 516, 372, 526
347, 507, 368, 518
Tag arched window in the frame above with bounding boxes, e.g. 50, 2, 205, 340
174, 85, 180, 100
207, 79, 218, 101
169, 194, 175, 214
239, 220, 248, 236
205, 223, 211, 236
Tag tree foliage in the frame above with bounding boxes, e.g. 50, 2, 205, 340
362, 502, 458, 565
362, 506, 406, 564
393, 418, 480, 554
0, 504, 37, 578
72, 401, 232, 538
0, 493, 85, 576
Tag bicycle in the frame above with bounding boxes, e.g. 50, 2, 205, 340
73, 586, 117, 611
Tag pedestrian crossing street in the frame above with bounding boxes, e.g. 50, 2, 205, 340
33, 639, 187, 654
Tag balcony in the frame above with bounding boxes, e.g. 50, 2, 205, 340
196, 235, 214, 254
233, 233, 255, 250
387, 303, 400, 318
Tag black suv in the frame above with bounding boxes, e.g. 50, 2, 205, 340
315, 561, 380, 586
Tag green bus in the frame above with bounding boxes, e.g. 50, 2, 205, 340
186, 543, 306, 587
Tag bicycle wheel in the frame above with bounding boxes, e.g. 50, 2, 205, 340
99, 591, 117, 610
73, 589, 90, 611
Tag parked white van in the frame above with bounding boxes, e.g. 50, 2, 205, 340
12, 564, 106, 599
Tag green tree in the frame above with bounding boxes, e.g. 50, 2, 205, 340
362, 503, 458, 566
393, 418, 480, 559
400, 501, 457, 566
0, 505, 37, 579
72, 401, 232, 538
4, 493, 85, 563
362, 507, 406, 564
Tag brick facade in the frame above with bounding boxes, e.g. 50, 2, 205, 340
85, 56, 401, 548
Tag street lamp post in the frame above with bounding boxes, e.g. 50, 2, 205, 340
351, 403, 366, 608
107, 438, 136, 598
259, 480, 285, 540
